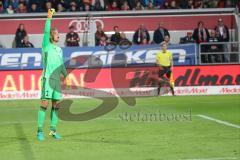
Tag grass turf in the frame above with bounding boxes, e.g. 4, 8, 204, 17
0, 95, 239, 160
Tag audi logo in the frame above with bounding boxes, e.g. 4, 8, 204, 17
69, 19, 104, 33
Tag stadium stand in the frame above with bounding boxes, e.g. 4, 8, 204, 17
0, 0, 239, 13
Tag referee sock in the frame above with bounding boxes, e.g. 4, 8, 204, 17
50, 107, 59, 131
37, 106, 47, 132
170, 86, 175, 96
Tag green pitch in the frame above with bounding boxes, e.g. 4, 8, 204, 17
0, 95, 239, 160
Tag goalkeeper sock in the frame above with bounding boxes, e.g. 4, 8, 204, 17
37, 106, 47, 132
50, 107, 59, 131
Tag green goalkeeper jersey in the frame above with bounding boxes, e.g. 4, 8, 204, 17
42, 18, 67, 80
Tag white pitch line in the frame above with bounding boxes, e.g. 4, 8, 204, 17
197, 114, 240, 129
180, 157, 239, 160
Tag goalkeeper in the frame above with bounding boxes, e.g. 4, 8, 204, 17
156, 42, 175, 96
37, 9, 68, 141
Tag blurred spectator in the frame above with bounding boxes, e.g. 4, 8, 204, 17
111, 26, 121, 44
134, 1, 144, 10
146, 1, 155, 10
121, 1, 130, 10
65, 25, 80, 47
214, 18, 230, 62
29, 3, 40, 12
116, 0, 124, 7
15, 23, 27, 48
203, 0, 218, 8
107, 1, 119, 11
225, 0, 233, 8
28, 0, 43, 8
120, 32, 131, 44
4, 0, 18, 10
154, 0, 165, 8
0, 1, 4, 13
69, 1, 78, 12
92, 0, 105, 11
57, 3, 65, 12
133, 24, 150, 44
153, 22, 170, 44
169, 0, 178, 9
83, 4, 93, 11
79, 3, 84, 11
192, 21, 210, 44
141, 38, 149, 45
161, 1, 170, 9
19, 0, 27, 5
193, 21, 210, 59
163, 35, 171, 45
187, 0, 194, 9
142, 0, 156, 7
128, 0, 136, 9
194, 0, 203, 9
180, 32, 195, 44
16, 3, 27, 13
212, 0, 220, 8
83, 0, 93, 5
207, 30, 223, 63
208, 30, 220, 47
6, 4, 14, 14
44, 1, 52, 12
19, 35, 34, 48
217, 0, 225, 8
179, 0, 188, 9
95, 25, 108, 46
99, 36, 107, 46
214, 18, 229, 42
59, 0, 68, 8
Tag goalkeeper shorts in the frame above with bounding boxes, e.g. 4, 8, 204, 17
41, 78, 62, 100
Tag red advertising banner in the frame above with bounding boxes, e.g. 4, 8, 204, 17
0, 15, 235, 34
0, 65, 239, 92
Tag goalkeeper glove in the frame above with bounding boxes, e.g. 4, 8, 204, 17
48, 8, 55, 19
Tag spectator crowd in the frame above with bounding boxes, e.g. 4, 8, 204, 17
0, 16, 232, 64
0, 0, 239, 14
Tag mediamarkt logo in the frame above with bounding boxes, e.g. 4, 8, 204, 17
130, 68, 240, 86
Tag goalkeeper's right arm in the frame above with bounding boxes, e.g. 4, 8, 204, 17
42, 9, 55, 51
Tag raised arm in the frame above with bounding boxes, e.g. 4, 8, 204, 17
42, 9, 55, 51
